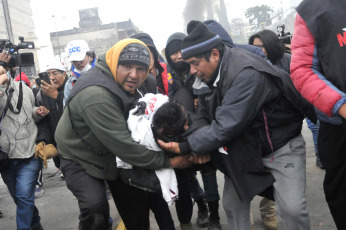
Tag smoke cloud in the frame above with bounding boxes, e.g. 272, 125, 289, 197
183, 0, 231, 32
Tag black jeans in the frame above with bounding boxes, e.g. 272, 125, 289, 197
60, 158, 109, 230
319, 122, 346, 230
149, 192, 175, 230
174, 168, 194, 224
107, 177, 152, 230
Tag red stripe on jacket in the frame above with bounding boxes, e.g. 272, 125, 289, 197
290, 14, 341, 117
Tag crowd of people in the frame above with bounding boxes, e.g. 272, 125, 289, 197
0, 0, 345, 229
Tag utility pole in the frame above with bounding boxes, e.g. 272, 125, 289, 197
52, 15, 61, 63
2, 0, 14, 42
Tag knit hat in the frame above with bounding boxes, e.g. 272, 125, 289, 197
131, 33, 166, 77
181, 20, 223, 60
118, 43, 151, 69
106, 39, 151, 81
14, 72, 30, 87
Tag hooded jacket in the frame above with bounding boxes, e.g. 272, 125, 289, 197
55, 39, 170, 180
165, 32, 196, 103
187, 46, 316, 200
203, 20, 266, 59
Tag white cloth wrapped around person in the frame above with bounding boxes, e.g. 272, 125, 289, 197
116, 93, 178, 205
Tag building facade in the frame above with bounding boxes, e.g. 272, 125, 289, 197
50, 8, 138, 67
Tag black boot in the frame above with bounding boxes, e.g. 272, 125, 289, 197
196, 199, 209, 227
31, 223, 44, 230
208, 200, 221, 230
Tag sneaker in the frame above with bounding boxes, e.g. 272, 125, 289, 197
35, 186, 44, 199
261, 215, 278, 230
59, 172, 64, 180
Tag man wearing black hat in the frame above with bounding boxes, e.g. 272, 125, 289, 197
131, 33, 170, 96
55, 39, 195, 230
159, 20, 316, 230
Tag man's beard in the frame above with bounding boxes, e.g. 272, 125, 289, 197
171, 61, 190, 72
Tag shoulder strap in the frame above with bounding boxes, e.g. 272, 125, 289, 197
6, 82, 23, 115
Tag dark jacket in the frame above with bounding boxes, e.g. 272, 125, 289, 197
36, 78, 67, 146
165, 32, 196, 111
166, 65, 196, 102
187, 47, 316, 201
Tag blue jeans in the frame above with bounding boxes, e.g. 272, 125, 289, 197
0, 156, 41, 230
190, 170, 220, 203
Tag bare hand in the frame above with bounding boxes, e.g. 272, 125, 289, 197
41, 80, 58, 99
189, 153, 211, 164
0, 66, 9, 86
157, 140, 181, 154
194, 98, 199, 109
169, 155, 193, 168
35, 106, 50, 117
0, 51, 11, 66
338, 103, 346, 119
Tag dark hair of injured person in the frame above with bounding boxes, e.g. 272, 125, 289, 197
152, 101, 187, 143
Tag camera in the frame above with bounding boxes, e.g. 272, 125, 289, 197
277, 25, 293, 45
0, 36, 35, 69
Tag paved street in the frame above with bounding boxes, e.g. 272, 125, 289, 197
0, 122, 336, 230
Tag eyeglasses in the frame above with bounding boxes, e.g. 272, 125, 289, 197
254, 44, 264, 49
47, 71, 62, 77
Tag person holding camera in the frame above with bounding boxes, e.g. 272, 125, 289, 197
0, 51, 49, 230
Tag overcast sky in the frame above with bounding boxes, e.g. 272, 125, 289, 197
30, 0, 282, 52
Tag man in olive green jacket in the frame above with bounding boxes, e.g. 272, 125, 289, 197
55, 39, 200, 230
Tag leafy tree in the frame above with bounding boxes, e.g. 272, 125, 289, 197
245, 5, 273, 29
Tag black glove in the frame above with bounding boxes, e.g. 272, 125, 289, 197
132, 101, 147, 116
